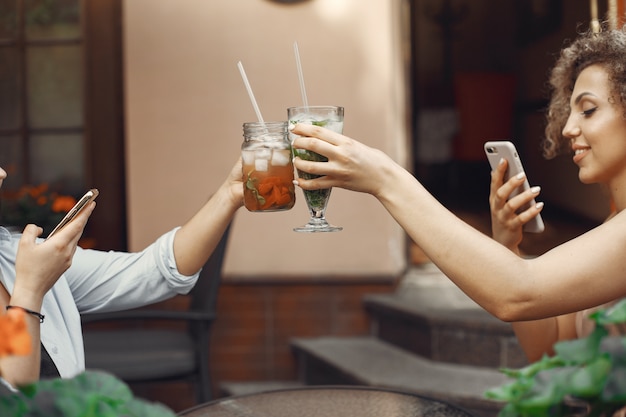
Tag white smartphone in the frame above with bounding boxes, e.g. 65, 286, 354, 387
45, 188, 99, 240
484, 141, 544, 233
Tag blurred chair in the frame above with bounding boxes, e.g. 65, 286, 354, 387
81, 225, 231, 403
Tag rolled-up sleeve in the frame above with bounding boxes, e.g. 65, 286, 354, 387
67, 228, 200, 314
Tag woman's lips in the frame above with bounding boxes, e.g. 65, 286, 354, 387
573, 147, 589, 163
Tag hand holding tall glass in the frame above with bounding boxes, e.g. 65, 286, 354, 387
288, 105, 344, 232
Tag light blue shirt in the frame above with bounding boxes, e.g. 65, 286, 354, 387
0, 226, 199, 378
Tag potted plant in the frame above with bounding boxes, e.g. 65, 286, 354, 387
0, 183, 77, 237
486, 299, 626, 416
0, 309, 177, 417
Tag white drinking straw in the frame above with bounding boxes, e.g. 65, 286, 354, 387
293, 42, 309, 108
237, 61, 265, 124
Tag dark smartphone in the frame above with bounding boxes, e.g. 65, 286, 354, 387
484, 141, 544, 233
45, 188, 99, 240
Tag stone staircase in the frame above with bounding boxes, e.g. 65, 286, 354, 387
220, 263, 528, 417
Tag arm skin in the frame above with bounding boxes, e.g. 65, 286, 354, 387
172, 158, 244, 276
0, 202, 95, 386
488, 158, 577, 362
0, 157, 245, 385
289, 123, 626, 326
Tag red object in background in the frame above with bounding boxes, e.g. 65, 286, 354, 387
453, 72, 517, 162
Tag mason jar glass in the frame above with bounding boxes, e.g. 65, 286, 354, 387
241, 121, 296, 212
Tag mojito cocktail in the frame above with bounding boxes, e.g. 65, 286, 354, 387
288, 106, 344, 232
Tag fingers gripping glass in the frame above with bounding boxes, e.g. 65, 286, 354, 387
45, 189, 99, 240
289, 106, 344, 233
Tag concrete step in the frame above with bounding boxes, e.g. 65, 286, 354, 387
364, 263, 528, 369
291, 336, 510, 417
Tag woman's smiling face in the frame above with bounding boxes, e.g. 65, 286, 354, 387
562, 64, 626, 187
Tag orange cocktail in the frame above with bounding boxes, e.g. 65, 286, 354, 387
243, 159, 295, 211
242, 121, 296, 212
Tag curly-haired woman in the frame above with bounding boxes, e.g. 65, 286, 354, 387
289, 23, 626, 362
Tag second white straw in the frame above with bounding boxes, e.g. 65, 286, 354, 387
237, 61, 265, 124
293, 42, 309, 108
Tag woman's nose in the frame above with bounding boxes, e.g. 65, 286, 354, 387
562, 115, 581, 139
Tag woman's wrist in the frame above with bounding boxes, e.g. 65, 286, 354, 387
217, 180, 244, 212
5, 305, 44, 323
8, 287, 44, 314
375, 161, 418, 204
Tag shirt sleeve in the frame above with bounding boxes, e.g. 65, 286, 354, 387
66, 227, 200, 314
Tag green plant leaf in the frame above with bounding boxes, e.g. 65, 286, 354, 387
553, 326, 608, 363
592, 299, 626, 326
488, 300, 626, 417
1, 371, 177, 417
567, 356, 611, 398
500, 354, 565, 380
0, 392, 28, 417
485, 378, 533, 402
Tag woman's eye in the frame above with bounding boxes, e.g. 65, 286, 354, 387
582, 107, 597, 116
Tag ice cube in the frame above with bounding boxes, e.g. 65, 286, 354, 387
255, 159, 269, 171
301, 117, 319, 125
255, 148, 272, 160
242, 150, 255, 165
271, 149, 291, 166
325, 121, 344, 133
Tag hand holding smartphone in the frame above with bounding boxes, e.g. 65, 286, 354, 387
45, 189, 99, 240
484, 141, 544, 233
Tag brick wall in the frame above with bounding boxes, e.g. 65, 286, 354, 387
123, 277, 397, 412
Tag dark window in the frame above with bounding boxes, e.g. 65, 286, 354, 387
0, 0, 126, 250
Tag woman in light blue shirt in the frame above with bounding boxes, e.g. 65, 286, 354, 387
0, 159, 243, 388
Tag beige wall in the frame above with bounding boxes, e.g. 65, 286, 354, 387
122, 0, 410, 277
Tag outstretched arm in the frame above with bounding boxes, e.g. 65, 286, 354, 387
290, 123, 626, 322
172, 158, 244, 276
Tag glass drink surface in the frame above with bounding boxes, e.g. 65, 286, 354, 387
242, 121, 296, 212
288, 106, 344, 232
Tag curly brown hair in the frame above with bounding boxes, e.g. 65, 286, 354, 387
543, 22, 626, 159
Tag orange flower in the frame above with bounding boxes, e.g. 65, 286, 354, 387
0, 309, 31, 357
1, 183, 78, 231
28, 184, 49, 199
52, 195, 77, 213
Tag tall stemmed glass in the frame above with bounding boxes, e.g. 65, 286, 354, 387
289, 105, 344, 233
